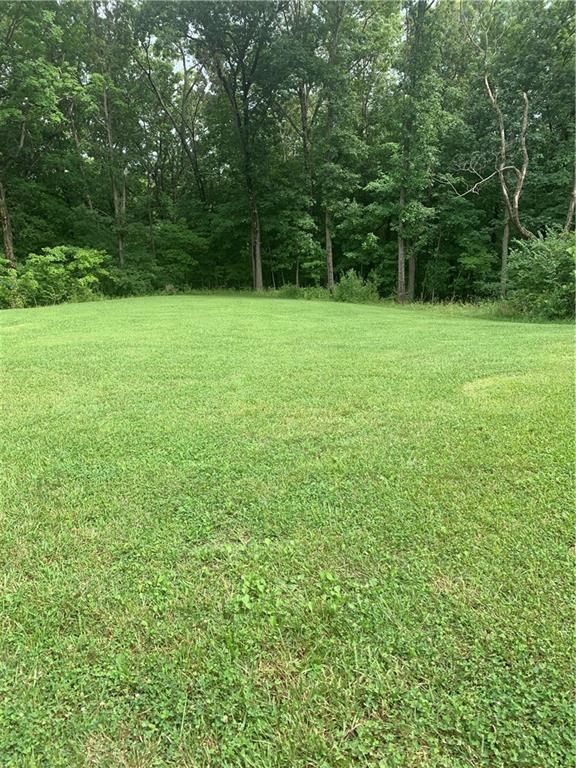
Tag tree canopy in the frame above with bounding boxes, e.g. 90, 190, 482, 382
0, 0, 574, 301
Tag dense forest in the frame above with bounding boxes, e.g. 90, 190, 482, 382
0, 0, 574, 309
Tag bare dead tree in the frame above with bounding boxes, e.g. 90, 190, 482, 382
483, 75, 534, 239
460, 2, 534, 238
460, 1, 574, 239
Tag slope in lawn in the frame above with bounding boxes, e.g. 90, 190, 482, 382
1, 296, 573, 767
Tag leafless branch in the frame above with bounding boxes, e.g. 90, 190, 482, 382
137, 42, 206, 202
437, 166, 516, 197
484, 73, 534, 238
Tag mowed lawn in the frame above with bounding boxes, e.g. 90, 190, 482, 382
1, 296, 573, 768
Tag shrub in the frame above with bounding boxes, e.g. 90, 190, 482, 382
17, 246, 111, 306
274, 284, 331, 301
0, 260, 27, 309
301, 286, 331, 301
276, 283, 303, 299
105, 264, 156, 297
505, 230, 575, 319
333, 269, 379, 304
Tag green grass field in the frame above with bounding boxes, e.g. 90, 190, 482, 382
1, 296, 573, 767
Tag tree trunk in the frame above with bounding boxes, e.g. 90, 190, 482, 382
407, 253, 416, 302
93, 2, 127, 266
483, 76, 534, 240
325, 208, 335, 290
146, 163, 156, 259
118, 175, 126, 268
295, 258, 300, 288
501, 208, 510, 298
103, 86, 125, 267
565, 177, 576, 233
148, 208, 156, 259
298, 84, 313, 190
117, 231, 124, 268
250, 209, 256, 287
251, 199, 263, 291
112, 176, 126, 268
322, 5, 343, 293
397, 187, 406, 303
69, 103, 93, 211
0, 180, 15, 267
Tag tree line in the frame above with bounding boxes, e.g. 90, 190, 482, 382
0, 0, 574, 303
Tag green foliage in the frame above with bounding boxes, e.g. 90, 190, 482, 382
506, 230, 575, 319
0, 0, 574, 302
298, 285, 331, 301
0, 261, 27, 309
333, 269, 379, 303
274, 275, 380, 304
153, 221, 207, 287
274, 284, 331, 301
108, 265, 156, 297
18, 246, 111, 306
275, 283, 301, 299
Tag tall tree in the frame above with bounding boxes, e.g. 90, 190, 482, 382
186, 1, 282, 290
0, 2, 66, 264
396, 0, 442, 302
